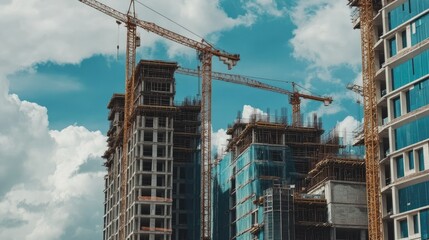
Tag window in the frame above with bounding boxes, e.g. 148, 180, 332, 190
389, 37, 397, 57
155, 205, 164, 215
179, 213, 187, 224
393, 97, 401, 118
408, 151, 414, 170
141, 175, 151, 186
271, 150, 283, 162
142, 160, 152, 171
179, 229, 188, 240
400, 219, 408, 238
143, 146, 152, 157
413, 214, 419, 234
156, 176, 165, 187
158, 117, 166, 127
156, 161, 165, 172
417, 148, 425, 171
144, 131, 153, 142
157, 132, 166, 143
157, 146, 166, 157
396, 156, 405, 178
179, 183, 186, 194
145, 118, 153, 127
401, 30, 408, 48
179, 168, 186, 179
140, 204, 150, 215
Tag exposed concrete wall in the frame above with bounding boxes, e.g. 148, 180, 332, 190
326, 181, 368, 228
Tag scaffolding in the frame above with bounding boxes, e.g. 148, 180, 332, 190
226, 113, 341, 190
264, 185, 295, 240
305, 157, 366, 191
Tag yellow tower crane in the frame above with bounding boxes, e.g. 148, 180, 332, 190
176, 67, 333, 126
351, 0, 383, 239
78, 1, 239, 239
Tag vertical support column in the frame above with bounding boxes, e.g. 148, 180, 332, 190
200, 51, 212, 240
391, 185, 398, 215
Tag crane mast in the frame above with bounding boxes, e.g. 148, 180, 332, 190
358, 0, 382, 239
176, 67, 333, 126
78, 1, 239, 239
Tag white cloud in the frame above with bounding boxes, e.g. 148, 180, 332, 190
0, 0, 261, 77
308, 101, 343, 118
212, 128, 230, 158
335, 115, 361, 145
353, 71, 363, 86
241, 104, 268, 122
306, 88, 364, 118
289, 0, 361, 69
211, 104, 271, 158
243, 0, 287, 17
0, 79, 107, 240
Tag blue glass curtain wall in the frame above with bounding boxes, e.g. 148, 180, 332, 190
411, 13, 429, 45
398, 180, 429, 212
213, 144, 293, 240
395, 114, 429, 150
406, 78, 429, 113
388, 0, 429, 30
391, 48, 429, 90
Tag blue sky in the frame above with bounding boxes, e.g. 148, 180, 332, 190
0, 0, 364, 239
7, 0, 361, 133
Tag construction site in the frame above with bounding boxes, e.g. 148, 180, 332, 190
76, 0, 429, 239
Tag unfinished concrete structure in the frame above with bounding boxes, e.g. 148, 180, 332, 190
212, 113, 368, 240
305, 157, 368, 240
103, 60, 201, 240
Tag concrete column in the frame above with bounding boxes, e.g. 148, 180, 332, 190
386, 66, 392, 93
424, 144, 429, 171
400, 91, 407, 116
392, 185, 398, 215
330, 227, 336, 240
282, 133, 285, 146
388, 126, 394, 154
360, 229, 367, 240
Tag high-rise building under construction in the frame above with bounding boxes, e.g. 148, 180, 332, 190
349, 0, 429, 239
103, 60, 200, 240
212, 114, 369, 240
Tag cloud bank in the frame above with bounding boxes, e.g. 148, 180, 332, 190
0, 81, 107, 239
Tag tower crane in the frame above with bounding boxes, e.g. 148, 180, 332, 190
346, 83, 363, 96
176, 67, 333, 125
350, 0, 383, 239
78, 1, 240, 239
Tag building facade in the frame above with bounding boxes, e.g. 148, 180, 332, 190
349, 0, 429, 239
103, 60, 200, 240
